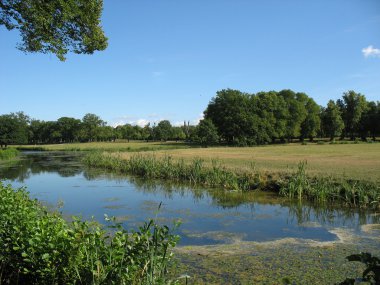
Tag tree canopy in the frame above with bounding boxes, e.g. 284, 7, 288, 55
0, 0, 108, 60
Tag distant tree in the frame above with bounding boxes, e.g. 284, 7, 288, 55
278, 90, 307, 141
204, 89, 251, 144
81, 113, 105, 142
300, 98, 321, 141
154, 120, 173, 141
172, 127, 186, 142
57, 117, 81, 143
0, 112, 29, 147
142, 123, 152, 142
359, 101, 380, 140
337, 91, 368, 140
0, 0, 108, 61
321, 100, 345, 140
194, 119, 219, 146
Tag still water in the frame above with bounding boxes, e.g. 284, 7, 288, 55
1, 152, 378, 246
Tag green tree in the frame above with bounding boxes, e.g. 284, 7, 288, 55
359, 101, 380, 140
0, 0, 107, 61
337, 90, 368, 140
0, 112, 29, 147
81, 113, 105, 142
57, 117, 81, 143
300, 98, 321, 141
154, 120, 173, 141
194, 119, 219, 146
204, 89, 251, 144
321, 100, 345, 140
278, 90, 307, 141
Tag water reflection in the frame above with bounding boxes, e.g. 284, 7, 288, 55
1, 151, 379, 245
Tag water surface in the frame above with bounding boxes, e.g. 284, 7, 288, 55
1, 151, 378, 246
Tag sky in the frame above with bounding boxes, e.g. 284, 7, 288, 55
1, 0, 380, 127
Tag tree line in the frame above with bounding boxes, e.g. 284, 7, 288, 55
0, 89, 379, 147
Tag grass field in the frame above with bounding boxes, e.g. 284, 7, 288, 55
15, 141, 380, 181
115, 143, 380, 182
15, 140, 191, 152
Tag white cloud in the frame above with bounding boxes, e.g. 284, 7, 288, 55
362, 45, 380, 58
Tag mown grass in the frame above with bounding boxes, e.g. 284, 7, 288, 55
15, 141, 192, 152
84, 152, 380, 209
0, 182, 179, 285
0, 148, 19, 160
116, 143, 380, 182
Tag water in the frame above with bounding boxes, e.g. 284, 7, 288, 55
1, 151, 378, 246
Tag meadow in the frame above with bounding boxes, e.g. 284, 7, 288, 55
15, 141, 380, 182
114, 142, 380, 182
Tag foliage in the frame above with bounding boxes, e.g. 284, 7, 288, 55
338, 253, 380, 285
154, 120, 173, 141
321, 100, 345, 140
338, 91, 368, 140
193, 119, 219, 146
0, 182, 178, 285
0, 0, 108, 61
0, 148, 19, 160
0, 111, 29, 146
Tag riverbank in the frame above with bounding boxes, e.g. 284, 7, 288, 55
84, 151, 380, 209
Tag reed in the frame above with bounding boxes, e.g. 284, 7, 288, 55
84, 152, 380, 209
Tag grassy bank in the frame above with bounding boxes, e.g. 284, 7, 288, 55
116, 143, 380, 182
15, 141, 191, 152
0, 148, 19, 160
84, 152, 380, 209
0, 182, 178, 285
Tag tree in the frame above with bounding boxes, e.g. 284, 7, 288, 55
278, 90, 307, 141
300, 98, 321, 141
0, 0, 107, 61
204, 89, 251, 144
359, 101, 380, 140
57, 117, 81, 143
81, 113, 104, 142
194, 119, 219, 146
0, 112, 29, 146
321, 100, 345, 140
154, 120, 173, 141
337, 91, 368, 140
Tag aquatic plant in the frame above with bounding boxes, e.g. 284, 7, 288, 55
0, 182, 178, 285
0, 148, 19, 160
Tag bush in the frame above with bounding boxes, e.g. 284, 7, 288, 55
0, 148, 19, 160
0, 182, 178, 285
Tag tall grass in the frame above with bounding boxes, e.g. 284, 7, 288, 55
84, 152, 380, 209
0, 182, 179, 285
83, 152, 269, 191
279, 162, 380, 208
0, 148, 19, 160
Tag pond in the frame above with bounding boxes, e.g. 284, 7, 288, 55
1, 151, 379, 246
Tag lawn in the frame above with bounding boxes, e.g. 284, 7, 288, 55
116, 143, 380, 182
15, 140, 190, 152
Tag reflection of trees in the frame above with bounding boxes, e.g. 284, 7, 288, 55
83, 167, 379, 228
0, 152, 83, 182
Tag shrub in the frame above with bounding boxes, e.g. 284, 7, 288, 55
0, 182, 178, 285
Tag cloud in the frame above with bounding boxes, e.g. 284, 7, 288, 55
362, 45, 380, 58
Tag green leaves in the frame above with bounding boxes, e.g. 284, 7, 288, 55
0, 0, 108, 61
0, 182, 178, 284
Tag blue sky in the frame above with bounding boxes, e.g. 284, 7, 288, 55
1, 0, 379, 126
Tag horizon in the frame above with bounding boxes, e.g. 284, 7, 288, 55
1, 0, 379, 126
